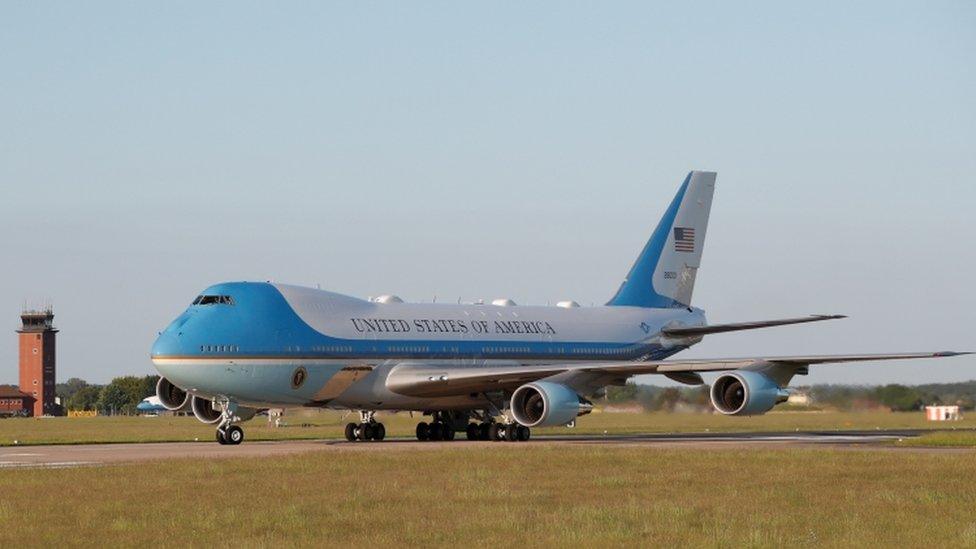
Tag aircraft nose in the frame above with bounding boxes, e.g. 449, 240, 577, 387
151, 331, 183, 358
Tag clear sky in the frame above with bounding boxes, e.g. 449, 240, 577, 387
1, 2, 973, 385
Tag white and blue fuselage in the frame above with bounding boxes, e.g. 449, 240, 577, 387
151, 282, 705, 410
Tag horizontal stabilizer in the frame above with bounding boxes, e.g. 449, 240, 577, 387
661, 315, 846, 338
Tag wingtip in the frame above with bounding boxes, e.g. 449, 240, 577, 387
934, 351, 973, 357
813, 314, 847, 320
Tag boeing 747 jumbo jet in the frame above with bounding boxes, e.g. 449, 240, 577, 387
150, 172, 968, 445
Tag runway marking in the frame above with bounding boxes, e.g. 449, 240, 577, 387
0, 461, 95, 469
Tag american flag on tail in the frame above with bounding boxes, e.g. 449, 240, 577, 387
673, 227, 695, 252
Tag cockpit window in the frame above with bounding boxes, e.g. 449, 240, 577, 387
193, 295, 235, 306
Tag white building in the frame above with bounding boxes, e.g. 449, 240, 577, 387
925, 405, 962, 421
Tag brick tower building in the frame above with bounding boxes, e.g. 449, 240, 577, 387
17, 308, 58, 417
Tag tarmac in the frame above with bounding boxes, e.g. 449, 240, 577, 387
1, 430, 970, 469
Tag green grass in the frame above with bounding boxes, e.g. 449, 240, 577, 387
895, 431, 976, 448
1, 445, 975, 546
2, 409, 974, 446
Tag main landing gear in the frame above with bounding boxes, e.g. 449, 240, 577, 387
216, 400, 244, 445
415, 419, 455, 441
415, 410, 466, 441
487, 422, 531, 442
344, 410, 386, 442
415, 411, 531, 442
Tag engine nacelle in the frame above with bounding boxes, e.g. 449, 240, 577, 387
510, 381, 593, 427
156, 377, 190, 411
191, 396, 258, 424
710, 371, 790, 416
191, 395, 222, 424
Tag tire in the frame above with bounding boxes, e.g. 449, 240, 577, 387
344, 422, 357, 442
466, 423, 479, 440
416, 422, 430, 441
443, 425, 455, 441
216, 428, 228, 445
429, 422, 443, 441
479, 423, 491, 441
517, 425, 530, 441
359, 423, 372, 441
374, 423, 386, 441
505, 424, 518, 442
226, 425, 244, 445
488, 423, 501, 442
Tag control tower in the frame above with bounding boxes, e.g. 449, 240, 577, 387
18, 307, 58, 417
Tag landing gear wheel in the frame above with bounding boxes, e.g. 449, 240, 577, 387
479, 423, 491, 441
443, 425, 455, 441
506, 424, 518, 442
373, 423, 386, 441
429, 422, 443, 441
216, 428, 228, 445
466, 423, 479, 440
345, 422, 357, 442
358, 423, 373, 441
517, 425, 530, 441
225, 425, 244, 445
416, 422, 430, 441
488, 423, 502, 442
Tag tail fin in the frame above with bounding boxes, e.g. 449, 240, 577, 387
607, 171, 716, 308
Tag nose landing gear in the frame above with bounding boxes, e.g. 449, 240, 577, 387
215, 399, 245, 445
217, 425, 244, 445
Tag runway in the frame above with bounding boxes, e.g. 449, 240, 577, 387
2, 430, 967, 469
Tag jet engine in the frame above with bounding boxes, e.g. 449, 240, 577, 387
191, 395, 222, 424
709, 371, 789, 416
190, 396, 258, 424
156, 377, 190, 411
510, 381, 593, 427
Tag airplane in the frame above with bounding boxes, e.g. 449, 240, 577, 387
150, 171, 969, 445
136, 395, 167, 414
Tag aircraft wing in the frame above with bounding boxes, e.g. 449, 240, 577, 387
384, 352, 970, 398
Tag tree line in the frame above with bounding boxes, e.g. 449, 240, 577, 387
56, 376, 159, 415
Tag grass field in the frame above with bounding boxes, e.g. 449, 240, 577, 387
895, 431, 976, 448
1, 445, 975, 546
2, 409, 975, 446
